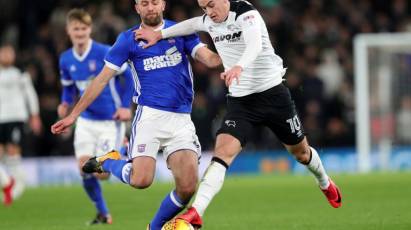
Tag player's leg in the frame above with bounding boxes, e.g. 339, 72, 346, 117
0, 164, 14, 206
83, 106, 159, 188
149, 150, 198, 230
74, 118, 112, 224
266, 84, 341, 208
188, 134, 241, 218
3, 122, 25, 199
283, 138, 342, 208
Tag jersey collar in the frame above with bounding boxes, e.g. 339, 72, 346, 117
73, 39, 93, 62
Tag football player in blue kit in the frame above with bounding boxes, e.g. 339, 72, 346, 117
51, 1, 222, 230
57, 9, 134, 225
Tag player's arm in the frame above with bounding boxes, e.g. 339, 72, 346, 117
221, 11, 263, 86
21, 71, 42, 135
51, 66, 117, 134
194, 46, 222, 68
58, 60, 77, 118
112, 63, 133, 121
135, 16, 205, 48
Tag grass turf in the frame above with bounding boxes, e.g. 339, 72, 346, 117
1, 172, 410, 230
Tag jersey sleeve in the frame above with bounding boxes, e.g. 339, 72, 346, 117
59, 57, 77, 105
183, 33, 206, 58
235, 10, 263, 68
21, 72, 40, 115
105, 32, 131, 71
161, 16, 207, 39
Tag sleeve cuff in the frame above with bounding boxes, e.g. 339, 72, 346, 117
104, 60, 121, 71
191, 43, 206, 58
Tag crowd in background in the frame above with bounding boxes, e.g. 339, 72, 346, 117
0, 0, 410, 156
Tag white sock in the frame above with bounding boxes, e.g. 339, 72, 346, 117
0, 165, 11, 187
192, 160, 227, 217
306, 147, 329, 189
4, 155, 25, 198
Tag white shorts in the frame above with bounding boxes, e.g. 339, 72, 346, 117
74, 117, 126, 159
128, 106, 201, 160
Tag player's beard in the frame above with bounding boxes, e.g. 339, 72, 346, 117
142, 13, 162, 27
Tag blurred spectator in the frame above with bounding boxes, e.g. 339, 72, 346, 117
0, 44, 42, 198
396, 95, 411, 144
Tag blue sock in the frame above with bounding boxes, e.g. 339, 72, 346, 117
102, 159, 132, 184
82, 174, 109, 215
150, 190, 188, 230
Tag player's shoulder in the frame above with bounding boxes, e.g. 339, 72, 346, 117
59, 48, 73, 63
229, 0, 256, 20
164, 19, 178, 27
92, 40, 111, 50
121, 25, 140, 39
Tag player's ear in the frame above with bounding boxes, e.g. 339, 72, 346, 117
135, 3, 140, 14
161, 0, 166, 11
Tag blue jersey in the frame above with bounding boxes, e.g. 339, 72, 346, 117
59, 40, 134, 120
105, 20, 204, 113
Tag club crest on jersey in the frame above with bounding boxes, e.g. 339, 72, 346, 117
167, 38, 176, 44
137, 144, 146, 153
225, 120, 236, 128
88, 60, 96, 72
213, 31, 242, 43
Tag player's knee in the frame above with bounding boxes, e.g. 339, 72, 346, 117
129, 175, 153, 189
176, 184, 196, 201
291, 146, 311, 164
214, 147, 236, 165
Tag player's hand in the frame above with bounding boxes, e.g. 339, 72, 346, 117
220, 65, 242, 87
133, 28, 162, 49
29, 115, 42, 136
113, 108, 132, 121
51, 115, 76, 134
57, 103, 70, 118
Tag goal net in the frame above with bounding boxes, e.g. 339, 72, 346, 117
354, 33, 411, 172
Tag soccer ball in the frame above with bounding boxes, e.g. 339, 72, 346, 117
161, 219, 194, 230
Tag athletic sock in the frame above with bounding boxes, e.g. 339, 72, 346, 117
0, 166, 11, 188
82, 174, 109, 216
102, 159, 132, 184
4, 155, 25, 198
150, 190, 188, 230
192, 157, 228, 217
306, 147, 330, 189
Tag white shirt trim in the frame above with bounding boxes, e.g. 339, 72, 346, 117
72, 39, 93, 62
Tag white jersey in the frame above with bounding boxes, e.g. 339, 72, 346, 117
198, 0, 285, 96
0, 66, 39, 123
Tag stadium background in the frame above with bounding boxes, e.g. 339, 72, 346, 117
1, 1, 411, 229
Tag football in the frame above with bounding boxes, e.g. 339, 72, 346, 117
161, 219, 195, 230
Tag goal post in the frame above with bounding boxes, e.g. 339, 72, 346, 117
354, 32, 411, 172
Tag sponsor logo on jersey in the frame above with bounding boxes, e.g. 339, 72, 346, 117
142, 46, 182, 71
138, 40, 147, 47
213, 31, 242, 43
70, 65, 77, 72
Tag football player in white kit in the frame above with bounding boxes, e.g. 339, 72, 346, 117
0, 44, 42, 202
136, 0, 342, 228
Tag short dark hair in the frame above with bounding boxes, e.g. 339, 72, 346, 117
66, 8, 92, 26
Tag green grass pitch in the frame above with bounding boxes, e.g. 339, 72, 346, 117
1, 172, 410, 229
